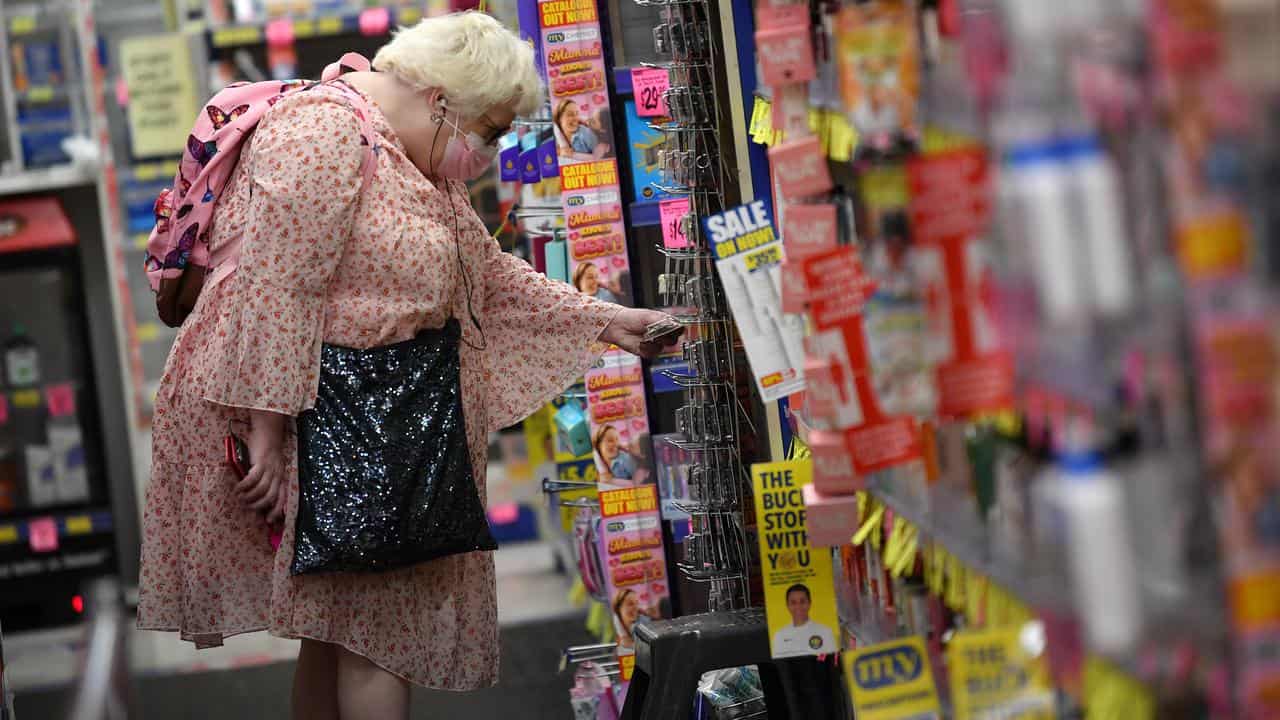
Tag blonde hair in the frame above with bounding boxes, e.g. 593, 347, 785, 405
373, 11, 543, 119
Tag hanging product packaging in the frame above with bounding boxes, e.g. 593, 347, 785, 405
704, 201, 807, 401
756, 23, 817, 88
752, 460, 841, 658
779, 202, 838, 314
906, 147, 1013, 419
835, 1, 921, 145
768, 135, 834, 201
802, 246, 922, 474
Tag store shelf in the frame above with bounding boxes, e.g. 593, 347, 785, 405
208, 5, 424, 49
866, 475, 1058, 610
0, 164, 94, 198
0, 508, 113, 548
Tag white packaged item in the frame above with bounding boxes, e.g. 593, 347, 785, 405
49, 423, 89, 503
1070, 139, 1135, 317
1057, 456, 1142, 656
24, 445, 57, 507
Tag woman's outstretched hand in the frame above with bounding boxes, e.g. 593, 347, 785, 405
601, 308, 684, 358
239, 409, 289, 525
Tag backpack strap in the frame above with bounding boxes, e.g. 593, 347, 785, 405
322, 52, 372, 82
208, 56, 378, 281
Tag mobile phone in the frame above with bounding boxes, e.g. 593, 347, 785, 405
643, 317, 684, 345
225, 432, 251, 480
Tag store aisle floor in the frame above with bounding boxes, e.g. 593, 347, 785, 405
14, 616, 595, 719
8, 541, 590, 719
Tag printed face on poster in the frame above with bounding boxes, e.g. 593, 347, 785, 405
752, 461, 840, 658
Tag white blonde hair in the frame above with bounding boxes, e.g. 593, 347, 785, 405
373, 11, 544, 119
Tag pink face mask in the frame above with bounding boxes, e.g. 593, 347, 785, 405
436, 114, 497, 180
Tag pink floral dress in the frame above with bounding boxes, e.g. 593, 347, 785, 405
136, 83, 620, 690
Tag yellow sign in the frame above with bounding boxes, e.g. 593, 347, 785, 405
948, 626, 1054, 720
844, 636, 942, 720
752, 460, 840, 658
120, 33, 202, 158
11, 389, 40, 409
65, 516, 93, 535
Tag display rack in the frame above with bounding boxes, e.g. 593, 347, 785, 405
641, 0, 757, 615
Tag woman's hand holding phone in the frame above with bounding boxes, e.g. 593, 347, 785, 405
238, 410, 289, 524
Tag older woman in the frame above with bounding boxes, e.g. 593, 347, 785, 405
137, 12, 676, 720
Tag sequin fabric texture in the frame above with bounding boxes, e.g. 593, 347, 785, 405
137, 84, 621, 690
293, 319, 498, 575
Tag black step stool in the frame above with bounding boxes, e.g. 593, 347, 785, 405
620, 607, 793, 720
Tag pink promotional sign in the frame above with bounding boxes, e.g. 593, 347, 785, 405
45, 382, 76, 418
28, 517, 58, 553
631, 67, 670, 118
756, 24, 817, 87
660, 197, 691, 249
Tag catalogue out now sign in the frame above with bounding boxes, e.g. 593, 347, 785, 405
598, 484, 669, 680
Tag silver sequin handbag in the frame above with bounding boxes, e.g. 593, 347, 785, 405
291, 318, 498, 574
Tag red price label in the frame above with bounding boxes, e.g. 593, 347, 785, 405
28, 516, 58, 553
631, 68, 670, 117
45, 382, 76, 418
659, 198, 691, 249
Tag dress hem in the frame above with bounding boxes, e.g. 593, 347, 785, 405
135, 623, 498, 692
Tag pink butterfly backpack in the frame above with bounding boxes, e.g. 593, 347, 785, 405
144, 52, 379, 327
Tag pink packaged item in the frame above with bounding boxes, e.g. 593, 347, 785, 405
802, 483, 861, 547
808, 428, 861, 496
769, 136, 834, 201
756, 24, 817, 87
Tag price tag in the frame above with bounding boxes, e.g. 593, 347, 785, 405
659, 198, 691, 249
133, 233, 150, 250
65, 515, 93, 535
631, 68, 670, 118
45, 382, 76, 418
0, 525, 16, 544
27, 86, 54, 103
359, 7, 391, 36
265, 17, 294, 47
28, 517, 58, 553
316, 16, 343, 35
9, 14, 36, 35
137, 322, 160, 343
399, 8, 422, 25
211, 25, 263, 48
11, 389, 40, 409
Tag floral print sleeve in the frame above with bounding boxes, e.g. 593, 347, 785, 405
481, 242, 621, 432
202, 93, 366, 415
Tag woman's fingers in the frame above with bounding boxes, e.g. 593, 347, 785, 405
250, 473, 280, 512
241, 463, 279, 505
236, 464, 264, 495
267, 480, 288, 524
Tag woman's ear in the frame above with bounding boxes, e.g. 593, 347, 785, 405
427, 89, 446, 123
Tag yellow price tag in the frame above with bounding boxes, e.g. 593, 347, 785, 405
65, 516, 93, 535
133, 233, 151, 250
137, 322, 160, 343
1084, 657, 1155, 720
26, 86, 54, 103
11, 389, 40, 409
212, 25, 263, 47
9, 15, 36, 35
293, 19, 316, 37
316, 16, 343, 35
0, 525, 17, 544
399, 8, 422, 25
